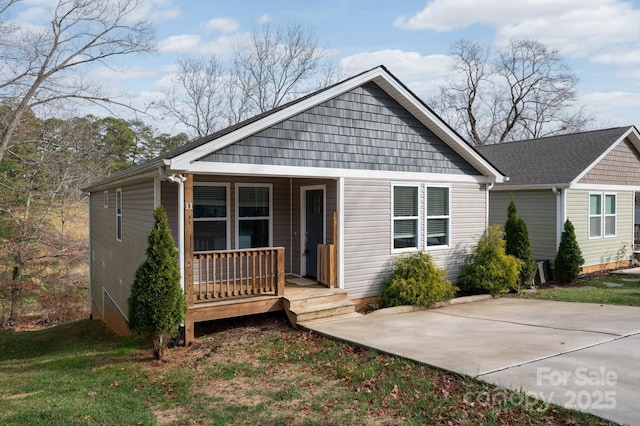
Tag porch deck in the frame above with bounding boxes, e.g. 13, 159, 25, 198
184, 274, 355, 344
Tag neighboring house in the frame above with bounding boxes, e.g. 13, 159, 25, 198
84, 66, 505, 343
476, 126, 640, 277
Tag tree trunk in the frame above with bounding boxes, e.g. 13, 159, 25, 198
8, 266, 21, 324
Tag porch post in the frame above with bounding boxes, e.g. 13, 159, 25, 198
183, 173, 194, 344
276, 247, 285, 295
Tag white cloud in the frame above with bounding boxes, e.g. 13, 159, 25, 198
131, 0, 181, 22
394, 0, 640, 61
204, 17, 240, 33
339, 50, 451, 80
88, 65, 157, 83
158, 34, 202, 53
580, 91, 640, 127
257, 14, 271, 24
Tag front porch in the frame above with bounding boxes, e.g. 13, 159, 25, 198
183, 247, 352, 344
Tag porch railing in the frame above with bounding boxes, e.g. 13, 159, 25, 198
191, 247, 285, 303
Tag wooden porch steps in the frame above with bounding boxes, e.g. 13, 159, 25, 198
283, 287, 356, 326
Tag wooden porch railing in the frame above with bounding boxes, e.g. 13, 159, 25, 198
191, 247, 285, 303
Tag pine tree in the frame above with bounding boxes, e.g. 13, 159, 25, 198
128, 206, 187, 359
554, 219, 585, 282
504, 199, 537, 288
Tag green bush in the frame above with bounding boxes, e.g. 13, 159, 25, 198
380, 252, 457, 308
554, 219, 584, 282
128, 206, 187, 359
458, 225, 523, 295
504, 200, 537, 288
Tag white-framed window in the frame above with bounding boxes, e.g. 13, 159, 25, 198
604, 193, 616, 237
194, 183, 229, 251
589, 192, 617, 238
236, 184, 272, 249
426, 186, 450, 248
115, 188, 122, 242
103, 190, 108, 208
392, 184, 419, 252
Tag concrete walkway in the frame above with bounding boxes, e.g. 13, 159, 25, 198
300, 298, 640, 425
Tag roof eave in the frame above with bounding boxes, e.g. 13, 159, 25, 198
82, 158, 171, 192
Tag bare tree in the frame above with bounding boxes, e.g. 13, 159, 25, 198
156, 55, 226, 138
233, 23, 328, 115
435, 39, 590, 145
0, 0, 155, 163
157, 22, 337, 138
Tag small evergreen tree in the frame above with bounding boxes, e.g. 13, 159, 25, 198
128, 206, 187, 359
381, 252, 457, 308
458, 225, 523, 295
504, 199, 537, 288
554, 219, 584, 282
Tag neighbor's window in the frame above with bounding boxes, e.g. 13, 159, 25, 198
237, 185, 271, 249
604, 193, 616, 237
426, 186, 450, 247
115, 188, 122, 241
194, 184, 229, 251
392, 185, 419, 250
589, 193, 602, 238
103, 190, 108, 208
589, 193, 616, 238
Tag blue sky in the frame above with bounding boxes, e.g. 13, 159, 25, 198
13, 0, 640, 135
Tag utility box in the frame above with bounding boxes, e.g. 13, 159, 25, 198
535, 260, 550, 285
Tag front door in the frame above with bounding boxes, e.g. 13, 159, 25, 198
305, 189, 324, 279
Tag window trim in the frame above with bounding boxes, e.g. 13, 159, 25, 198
235, 183, 273, 249
604, 193, 617, 238
588, 192, 617, 239
425, 185, 451, 250
103, 190, 108, 208
115, 188, 122, 242
391, 183, 420, 253
193, 182, 230, 251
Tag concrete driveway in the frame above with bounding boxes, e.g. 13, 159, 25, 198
300, 298, 640, 425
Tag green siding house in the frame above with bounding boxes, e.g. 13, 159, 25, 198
477, 126, 640, 275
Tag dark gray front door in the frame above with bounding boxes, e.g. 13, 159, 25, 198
305, 189, 324, 278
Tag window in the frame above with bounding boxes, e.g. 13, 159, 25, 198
426, 186, 450, 247
604, 194, 616, 237
392, 185, 419, 250
237, 185, 271, 249
589, 193, 616, 238
115, 188, 122, 241
194, 184, 229, 251
103, 190, 108, 208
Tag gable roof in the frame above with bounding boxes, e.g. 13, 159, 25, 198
85, 65, 505, 191
475, 126, 640, 189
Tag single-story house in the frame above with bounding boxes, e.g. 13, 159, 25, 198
476, 126, 640, 277
84, 66, 505, 344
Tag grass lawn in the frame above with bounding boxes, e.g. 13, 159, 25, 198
513, 272, 640, 307
0, 314, 617, 425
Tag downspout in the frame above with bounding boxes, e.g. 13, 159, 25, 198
159, 167, 186, 293
552, 186, 563, 252
486, 182, 494, 229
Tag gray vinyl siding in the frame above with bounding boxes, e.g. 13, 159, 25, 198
200, 82, 481, 176
161, 181, 179, 244
566, 189, 634, 267
192, 175, 337, 274
342, 179, 487, 299
90, 181, 155, 319
579, 139, 640, 185
488, 190, 558, 262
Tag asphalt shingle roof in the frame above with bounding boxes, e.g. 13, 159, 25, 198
475, 127, 632, 186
